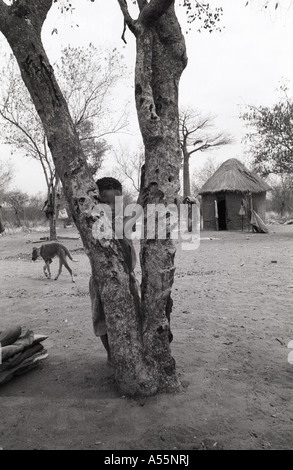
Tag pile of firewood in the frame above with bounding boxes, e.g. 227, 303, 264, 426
0, 327, 48, 385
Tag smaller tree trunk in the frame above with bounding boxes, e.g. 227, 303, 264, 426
280, 200, 285, 218
183, 149, 191, 198
13, 207, 21, 227
46, 182, 58, 240
48, 212, 57, 240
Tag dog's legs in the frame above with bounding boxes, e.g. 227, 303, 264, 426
63, 258, 75, 283
54, 258, 62, 281
46, 261, 52, 279
43, 264, 48, 278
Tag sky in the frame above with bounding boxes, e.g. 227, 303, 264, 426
0, 0, 293, 196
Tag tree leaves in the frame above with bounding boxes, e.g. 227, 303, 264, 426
241, 88, 293, 176
0, 45, 128, 188
51, 0, 224, 34
178, 1, 224, 33
245, 1, 279, 10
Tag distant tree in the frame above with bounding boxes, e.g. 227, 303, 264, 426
114, 146, 145, 195
28, 192, 45, 214
267, 174, 293, 217
77, 120, 109, 177
4, 189, 29, 227
0, 64, 60, 238
24, 193, 47, 226
190, 156, 221, 196
0, 160, 14, 200
242, 86, 293, 176
56, 44, 128, 176
0, 46, 127, 239
179, 108, 232, 198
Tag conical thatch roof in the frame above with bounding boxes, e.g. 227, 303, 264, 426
199, 158, 270, 195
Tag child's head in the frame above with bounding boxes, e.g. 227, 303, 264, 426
96, 177, 122, 212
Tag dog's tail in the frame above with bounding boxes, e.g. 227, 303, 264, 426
64, 246, 80, 262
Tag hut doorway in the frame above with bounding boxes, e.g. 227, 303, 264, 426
217, 196, 227, 230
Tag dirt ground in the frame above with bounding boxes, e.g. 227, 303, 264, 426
0, 224, 292, 450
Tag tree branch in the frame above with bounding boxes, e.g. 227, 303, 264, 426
188, 136, 232, 155
79, 128, 128, 141
0, 107, 45, 159
0, 0, 10, 34
43, 135, 55, 180
139, 0, 174, 26
137, 0, 147, 11
0, 0, 53, 45
18, 0, 52, 24
38, 138, 50, 189
32, 0, 53, 24
117, 0, 138, 36
188, 119, 210, 136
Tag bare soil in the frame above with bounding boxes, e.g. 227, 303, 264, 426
0, 225, 292, 450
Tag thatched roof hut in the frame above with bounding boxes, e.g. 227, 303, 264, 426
198, 158, 270, 231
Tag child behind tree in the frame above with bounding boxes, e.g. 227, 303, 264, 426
89, 175, 173, 363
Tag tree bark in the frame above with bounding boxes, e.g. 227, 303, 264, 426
48, 212, 56, 240
46, 180, 58, 240
183, 148, 191, 198
48, 190, 57, 241
134, 2, 187, 389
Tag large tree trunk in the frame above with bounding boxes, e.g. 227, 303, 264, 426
0, 0, 187, 396
183, 148, 191, 199
135, 4, 187, 389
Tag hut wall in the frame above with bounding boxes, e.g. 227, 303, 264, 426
226, 192, 250, 231
202, 191, 267, 231
202, 194, 217, 230
252, 192, 266, 221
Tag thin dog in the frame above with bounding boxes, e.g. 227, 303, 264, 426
32, 242, 77, 283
